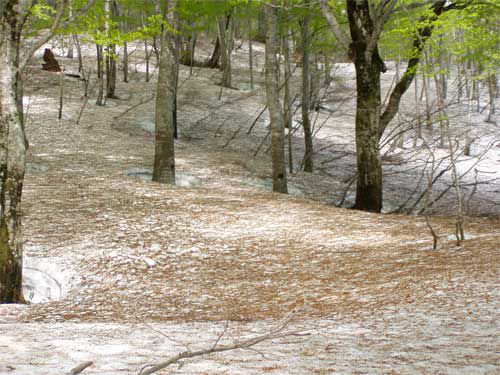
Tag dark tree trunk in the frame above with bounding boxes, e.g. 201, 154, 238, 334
0, 0, 27, 304
344, 0, 452, 212
95, 44, 104, 105
204, 37, 221, 68
205, 15, 231, 69
300, 10, 313, 172
106, 43, 117, 98
346, 0, 384, 212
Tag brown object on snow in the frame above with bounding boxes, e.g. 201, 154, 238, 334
42, 48, 61, 72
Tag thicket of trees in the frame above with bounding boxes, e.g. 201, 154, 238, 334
1, 0, 498, 303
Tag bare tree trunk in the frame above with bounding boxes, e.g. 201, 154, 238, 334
248, 3, 254, 90
96, 44, 104, 105
218, 14, 233, 88
264, 0, 287, 194
422, 67, 432, 128
145, 40, 151, 82
414, 75, 422, 141
432, 59, 448, 148
282, 1, 293, 174
300, 9, 313, 172
74, 34, 83, 72
123, 41, 128, 82
447, 135, 465, 244
104, 0, 117, 98
486, 73, 497, 123
309, 55, 321, 111
205, 37, 221, 68
58, 70, 64, 119
0, 1, 27, 303
153, 0, 178, 184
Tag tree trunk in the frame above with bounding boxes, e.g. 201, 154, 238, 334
282, 1, 293, 173
123, 41, 128, 82
486, 73, 497, 123
264, 0, 287, 194
106, 44, 117, 98
218, 14, 233, 88
96, 44, 104, 105
104, 0, 117, 98
205, 37, 221, 68
0, 1, 27, 303
248, 3, 254, 90
300, 10, 313, 172
74, 34, 83, 72
153, 0, 178, 184
347, 1, 384, 212
256, 8, 266, 43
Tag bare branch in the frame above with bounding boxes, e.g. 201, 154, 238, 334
138, 320, 309, 375
318, 0, 351, 54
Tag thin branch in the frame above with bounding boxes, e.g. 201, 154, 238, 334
318, 0, 350, 54
21, 0, 98, 71
138, 328, 308, 375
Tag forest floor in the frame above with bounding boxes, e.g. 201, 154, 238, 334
0, 40, 499, 374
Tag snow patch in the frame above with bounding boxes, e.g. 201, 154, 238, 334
126, 168, 202, 187
23, 256, 71, 303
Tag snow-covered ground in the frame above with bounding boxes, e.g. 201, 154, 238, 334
1, 38, 499, 374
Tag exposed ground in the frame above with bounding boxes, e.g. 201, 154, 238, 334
0, 39, 499, 374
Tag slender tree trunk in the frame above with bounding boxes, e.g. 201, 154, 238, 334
96, 44, 104, 105
123, 41, 128, 82
121, 6, 129, 83
486, 73, 497, 123
300, 10, 313, 172
264, 0, 287, 194
106, 45, 117, 98
104, 0, 117, 98
414, 75, 422, 140
0, 1, 27, 303
153, 0, 178, 184
282, 1, 293, 173
309, 55, 321, 111
248, 3, 254, 90
422, 64, 432, 128
66, 2, 74, 58
145, 40, 151, 82
58, 71, 64, 119
74, 34, 83, 72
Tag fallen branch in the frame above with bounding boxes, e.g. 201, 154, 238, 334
138, 321, 308, 375
68, 361, 93, 375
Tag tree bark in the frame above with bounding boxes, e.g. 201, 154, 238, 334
0, 0, 27, 303
282, 0, 293, 173
153, 0, 178, 184
95, 44, 104, 105
205, 37, 221, 68
300, 10, 313, 172
218, 14, 233, 88
346, 0, 384, 212
265, 0, 287, 194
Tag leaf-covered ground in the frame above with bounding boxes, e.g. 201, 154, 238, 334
0, 40, 499, 374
